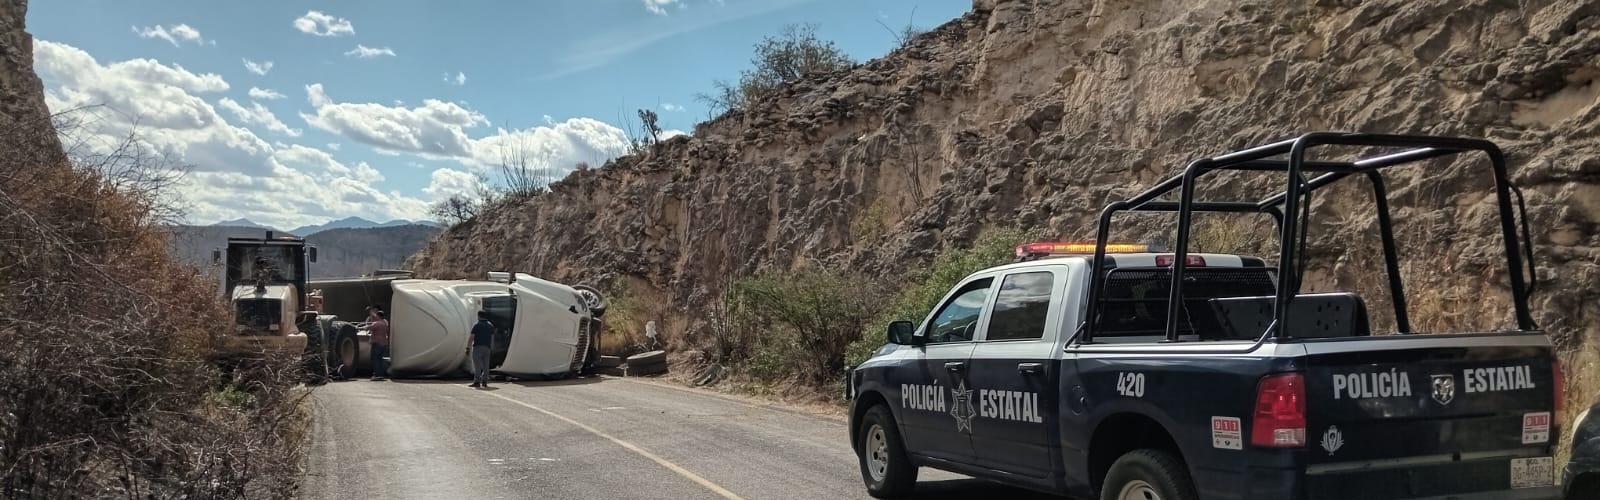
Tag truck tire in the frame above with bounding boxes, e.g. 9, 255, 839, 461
1099, 449, 1197, 500
574, 285, 608, 318
597, 355, 623, 368
857, 404, 916, 498
625, 350, 666, 365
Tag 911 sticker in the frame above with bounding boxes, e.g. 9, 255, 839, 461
1522, 412, 1551, 444
1211, 416, 1242, 450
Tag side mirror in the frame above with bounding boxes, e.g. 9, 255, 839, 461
887, 321, 921, 346
212, 248, 222, 266
308, 246, 318, 263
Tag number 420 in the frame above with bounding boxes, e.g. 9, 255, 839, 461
1116, 372, 1146, 398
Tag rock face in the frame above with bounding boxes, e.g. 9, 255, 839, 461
409, 0, 1599, 350
0, 0, 65, 166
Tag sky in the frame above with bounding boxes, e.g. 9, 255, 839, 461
26, 0, 967, 230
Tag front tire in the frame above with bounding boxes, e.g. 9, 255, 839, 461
857, 405, 916, 498
1099, 449, 1196, 500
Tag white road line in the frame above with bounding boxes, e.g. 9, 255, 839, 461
481, 390, 746, 500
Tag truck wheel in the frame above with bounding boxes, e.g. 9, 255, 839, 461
574, 285, 607, 317
1099, 449, 1196, 500
857, 405, 915, 497
597, 355, 623, 368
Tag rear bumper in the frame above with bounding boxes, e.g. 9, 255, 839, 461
1211, 458, 1560, 500
1300, 455, 1558, 500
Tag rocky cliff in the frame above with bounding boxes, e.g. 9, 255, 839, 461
408, 0, 1599, 353
0, 0, 64, 166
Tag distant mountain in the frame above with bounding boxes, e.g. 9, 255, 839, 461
288, 217, 440, 236
168, 224, 442, 278
213, 218, 275, 230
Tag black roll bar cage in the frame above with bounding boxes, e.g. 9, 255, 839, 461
1079, 132, 1539, 343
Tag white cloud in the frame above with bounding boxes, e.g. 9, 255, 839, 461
217, 98, 302, 137
643, 0, 681, 15
327, 142, 341, 151
345, 45, 396, 58
444, 71, 466, 85
301, 84, 630, 181
242, 58, 274, 76
293, 11, 354, 37
302, 83, 486, 158
34, 39, 428, 228
467, 118, 631, 172
34, 40, 261, 173
133, 24, 205, 46
424, 168, 487, 201
661, 103, 684, 112
248, 87, 285, 100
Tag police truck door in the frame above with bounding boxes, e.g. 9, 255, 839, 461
897, 277, 993, 465
966, 269, 1062, 479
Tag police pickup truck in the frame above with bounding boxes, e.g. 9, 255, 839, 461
847, 134, 1562, 500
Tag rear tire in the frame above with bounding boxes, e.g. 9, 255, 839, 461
1099, 449, 1196, 500
857, 405, 915, 498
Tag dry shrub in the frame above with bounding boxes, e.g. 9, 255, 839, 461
0, 110, 305, 499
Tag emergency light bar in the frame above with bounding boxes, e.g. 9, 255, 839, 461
1015, 241, 1150, 258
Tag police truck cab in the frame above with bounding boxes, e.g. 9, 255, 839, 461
847, 134, 1561, 500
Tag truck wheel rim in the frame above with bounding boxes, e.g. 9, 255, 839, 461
1117, 480, 1160, 500
865, 424, 889, 482
578, 289, 602, 309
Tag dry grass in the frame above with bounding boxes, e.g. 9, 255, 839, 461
0, 110, 307, 499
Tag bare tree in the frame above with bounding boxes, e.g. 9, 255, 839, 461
876, 7, 926, 47
696, 24, 854, 116
494, 131, 557, 200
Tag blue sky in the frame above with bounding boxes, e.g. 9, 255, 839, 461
26, 0, 966, 229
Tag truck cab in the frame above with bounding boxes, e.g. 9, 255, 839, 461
848, 133, 1560, 500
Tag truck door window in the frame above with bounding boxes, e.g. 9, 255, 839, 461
985, 272, 1054, 341
927, 278, 993, 343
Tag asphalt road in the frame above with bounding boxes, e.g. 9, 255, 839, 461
298, 376, 1057, 500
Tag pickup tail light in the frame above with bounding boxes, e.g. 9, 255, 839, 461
1252, 372, 1307, 447
1554, 358, 1565, 423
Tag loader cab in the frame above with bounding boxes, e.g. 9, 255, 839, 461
217, 231, 316, 306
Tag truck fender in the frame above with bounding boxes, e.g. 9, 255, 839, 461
1083, 403, 1194, 492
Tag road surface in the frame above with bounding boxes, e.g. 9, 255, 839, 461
299, 376, 1056, 500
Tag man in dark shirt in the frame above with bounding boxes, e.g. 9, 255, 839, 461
469, 310, 494, 388
367, 306, 390, 381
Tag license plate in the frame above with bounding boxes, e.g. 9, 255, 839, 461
1510, 457, 1553, 489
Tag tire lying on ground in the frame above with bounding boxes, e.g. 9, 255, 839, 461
597, 366, 625, 377
624, 350, 666, 365
596, 355, 623, 368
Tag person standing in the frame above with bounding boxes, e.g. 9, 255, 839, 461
367, 306, 391, 381
469, 310, 494, 388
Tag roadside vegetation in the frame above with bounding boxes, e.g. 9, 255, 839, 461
0, 110, 304, 499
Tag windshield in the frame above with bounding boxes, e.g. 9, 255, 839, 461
226, 245, 305, 288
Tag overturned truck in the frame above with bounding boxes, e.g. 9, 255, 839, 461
309, 271, 607, 379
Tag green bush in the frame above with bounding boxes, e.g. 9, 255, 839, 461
731, 267, 879, 387
846, 227, 1031, 367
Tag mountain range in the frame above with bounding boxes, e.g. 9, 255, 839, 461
207, 216, 439, 237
